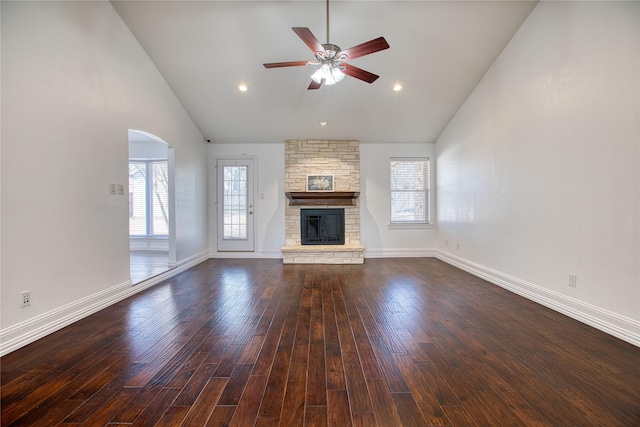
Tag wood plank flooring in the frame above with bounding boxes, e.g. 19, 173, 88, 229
2, 258, 639, 426
130, 251, 170, 284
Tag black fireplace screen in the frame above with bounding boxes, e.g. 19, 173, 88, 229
300, 208, 345, 245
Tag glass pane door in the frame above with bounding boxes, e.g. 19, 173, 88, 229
216, 158, 254, 251
223, 165, 247, 240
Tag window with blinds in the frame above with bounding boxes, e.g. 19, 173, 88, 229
129, 160, 169, 236
390, 158, 430, 224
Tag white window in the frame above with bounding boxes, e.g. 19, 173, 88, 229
390, 158, 430, 224
129, 160, 169, 236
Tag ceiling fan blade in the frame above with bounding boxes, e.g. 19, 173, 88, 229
292, 27, 326, 55
263, 60, 310, 69
308, 80, 323, 90
340, 37, 390, 61
342, 64, 379, 84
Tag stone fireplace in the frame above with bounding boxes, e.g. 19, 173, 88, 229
281, 139, 365, 264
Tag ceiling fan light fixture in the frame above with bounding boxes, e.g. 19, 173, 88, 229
310, 63, 345, 85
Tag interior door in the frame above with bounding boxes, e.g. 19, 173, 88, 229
216, 158, 255, 251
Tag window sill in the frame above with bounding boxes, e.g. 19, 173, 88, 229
388, 223, 433, 230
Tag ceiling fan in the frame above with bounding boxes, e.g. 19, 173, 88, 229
263, 0, 390, 90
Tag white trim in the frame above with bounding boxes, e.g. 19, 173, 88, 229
387, 223, 433, 230
215, 157, 257, 252
365, 248, 435, 258
435, 250, 640, 348
128, 250, 209, 289
4, 249, 637, 356
0, 280, 132, 357
210, 249, 282, 259
167, 146, 177, 268
209, 248, 439, 259
130, 237, 169, 251
0, 250, 209, 357
127, 131, 177, 274
210, 248, 437, 259
390, 157, 431, 225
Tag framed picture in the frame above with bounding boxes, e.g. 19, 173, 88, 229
306, 174, 334, 192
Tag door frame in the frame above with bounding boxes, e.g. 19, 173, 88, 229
215, 156, 256, 252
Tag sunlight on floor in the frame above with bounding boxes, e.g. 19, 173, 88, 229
130, 251, 170, 284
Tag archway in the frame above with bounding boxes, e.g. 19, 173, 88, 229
128, 130, 176, 283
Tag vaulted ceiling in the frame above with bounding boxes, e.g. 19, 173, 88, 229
112, 1, 537, 145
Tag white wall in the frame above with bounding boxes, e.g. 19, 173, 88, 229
129, 139, 168, 160
436, 1, 639, 345
208, 141, 437, 258
361, 142, 437, 257
1, 1, 209, 354
208, 144, 286, 258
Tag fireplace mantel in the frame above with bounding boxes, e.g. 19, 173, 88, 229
285, 191, 360, 206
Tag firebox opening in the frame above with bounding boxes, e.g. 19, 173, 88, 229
301, 208, 345, 245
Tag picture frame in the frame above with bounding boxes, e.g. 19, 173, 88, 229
306, 174, 334, 192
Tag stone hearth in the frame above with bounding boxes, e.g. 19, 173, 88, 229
281, 244, 365, 264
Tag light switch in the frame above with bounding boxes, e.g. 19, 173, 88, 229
118, 184, 125, 195
109, 183, 117, 195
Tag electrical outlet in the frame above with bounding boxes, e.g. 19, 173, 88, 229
445, 240, 449, 247
456, 242, 460, 250
569, 273, 577, 288
21, 291, 31, 307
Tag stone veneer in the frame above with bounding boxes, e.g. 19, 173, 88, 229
282, 140, 364, 264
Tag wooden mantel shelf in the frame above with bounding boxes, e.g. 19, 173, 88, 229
285, 191, 360, 206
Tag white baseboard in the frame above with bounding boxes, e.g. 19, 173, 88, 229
364, 248, 436, 258
435, 250, 640, 348
210, 248, 437, 259
130, 239, 169, 251
210, 249, 283, 259
0, 250, 209, 357
4, 249, 637, 356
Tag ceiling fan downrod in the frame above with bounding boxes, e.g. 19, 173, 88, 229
325, 0, 330, 44
318, 0, 342, 60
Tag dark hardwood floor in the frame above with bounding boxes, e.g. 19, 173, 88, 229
2, 258, 639, 426
130, 251, 170, 284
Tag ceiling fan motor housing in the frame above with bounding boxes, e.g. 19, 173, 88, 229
321, 44, 341, 58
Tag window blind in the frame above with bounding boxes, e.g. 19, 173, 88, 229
129, 160, 168, 236
390, 158, 430, 223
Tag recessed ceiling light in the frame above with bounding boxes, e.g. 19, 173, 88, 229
238, 84, 248, 92
319, 121, 328, 126
393, 84, 402, 92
